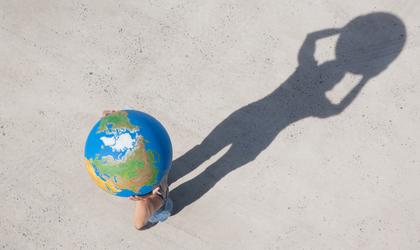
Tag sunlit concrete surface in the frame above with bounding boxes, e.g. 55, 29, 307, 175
1, 1, 419, 249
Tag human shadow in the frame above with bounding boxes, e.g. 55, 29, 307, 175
168, 12, 406, 215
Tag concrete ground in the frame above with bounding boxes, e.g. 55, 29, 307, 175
1, 1, 420, 249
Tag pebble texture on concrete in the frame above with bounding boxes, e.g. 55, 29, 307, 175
1, 1, 419, 249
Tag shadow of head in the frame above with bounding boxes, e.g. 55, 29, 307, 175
336, 12, 406, 78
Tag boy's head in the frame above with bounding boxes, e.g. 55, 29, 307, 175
335, 12, 406, 77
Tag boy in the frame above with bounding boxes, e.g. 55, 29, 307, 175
102, 111, 173, 230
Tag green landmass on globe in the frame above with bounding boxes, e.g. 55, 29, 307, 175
97, 111, 139, 133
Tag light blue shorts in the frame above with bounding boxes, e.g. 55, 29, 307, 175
148, 197, 173, 224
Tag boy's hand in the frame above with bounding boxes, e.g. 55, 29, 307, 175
128, 187, 162, 201
128, 195, 147, 201
152, 186, 163, 196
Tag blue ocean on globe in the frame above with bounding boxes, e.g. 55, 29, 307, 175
84, 110, 172, 197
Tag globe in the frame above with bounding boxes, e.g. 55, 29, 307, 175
84, 110, 172, 197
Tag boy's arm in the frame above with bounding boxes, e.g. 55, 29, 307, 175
133, 195, 164, 229
131, 187, 164, 230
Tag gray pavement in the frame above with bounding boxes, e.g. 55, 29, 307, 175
1, 1, 420, 249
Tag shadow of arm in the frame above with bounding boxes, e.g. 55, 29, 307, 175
298, 28, 341, 67
320, 76, 370, 117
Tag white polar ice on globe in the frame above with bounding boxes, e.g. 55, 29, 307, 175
100, 132, 136, 152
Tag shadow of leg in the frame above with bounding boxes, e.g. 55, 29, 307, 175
169, 132, 233, 185
168, 144, 209, 185
170, 145, 253, 215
